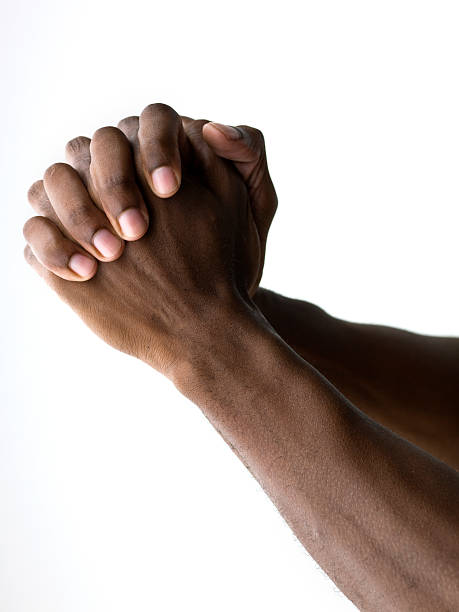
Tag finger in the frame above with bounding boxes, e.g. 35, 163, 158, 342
90, 126, 149, 241
202, 123, 278, 239
65, 136, 92, 186
43, 163, 124, 262
117, 116, 140, 149
24, 244, 70, 296
202, 123, 257, 171
117, 116, 151, 194
27, 180, 65, 232
181, 117, 213, 162
64, 136, 101, 206
23, 216, 98, 281
138, 103, 186, 198
180, 118, 227, 189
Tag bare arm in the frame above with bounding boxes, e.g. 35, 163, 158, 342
23, 103, 459, 611
175, 298, 459, 611
254, 288, 459, 470
197, 122, 459, 470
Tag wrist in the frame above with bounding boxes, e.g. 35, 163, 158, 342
167, 290, 358, 494
169, 292, 295, 403
139, 288, 263, 382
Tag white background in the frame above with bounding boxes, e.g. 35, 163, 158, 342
2, 1, 459, 610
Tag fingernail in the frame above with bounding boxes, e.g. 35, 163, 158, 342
68, 253, 96, 277
118, 207, 147, 239
152, 166, 179, 196
208, 122, 243, 140
93, 228, 123, 258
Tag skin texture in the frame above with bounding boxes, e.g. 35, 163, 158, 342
253, 289, 459, 471
23, 103, 459, 610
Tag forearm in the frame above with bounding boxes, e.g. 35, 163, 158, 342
254, 288, 459, 468
171, 299, 459, 611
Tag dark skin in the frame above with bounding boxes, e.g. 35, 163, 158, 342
254, 288, 459, 470
23, 103, 459, 610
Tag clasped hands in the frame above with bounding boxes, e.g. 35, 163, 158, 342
23, 103, 278, 380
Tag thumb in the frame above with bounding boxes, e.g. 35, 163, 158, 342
202, 122, 278, 241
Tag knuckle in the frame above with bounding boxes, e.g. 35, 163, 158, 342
117, 116, 139, 136
141, 102, 179, 122
66, 203, 94, 230
42, 233, 62, 257
22, 215, 44, 241
38, 235, 69, 270
44, 162, 72, 182
153, 133, 176, 150
65, 136, 91, 157
192, 118, 210, 129
252, 128, 265, 146
240, 125, 265, 149
117, 115, 139, 129
92, 125, 121, 142
96, 172, 134, 193
27, 180, 45, 203
186, 118, 210, 138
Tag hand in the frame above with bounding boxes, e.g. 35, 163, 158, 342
115, 106, 278, 294
23, 104, 259, 378
29, 103, 277, 296
201, 120, 278, 290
